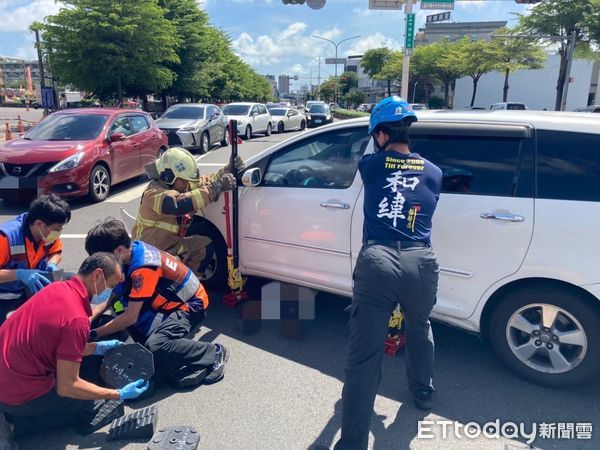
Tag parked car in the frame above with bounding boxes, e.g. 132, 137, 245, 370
222, 102, 272, 140
0, 108, 168, 202
574, 105, 600, 113
269, 108, 307, 133
490, 102, 528, 110
155, 103, 229, 153
306, 103, 333, 127
188, 111, 600, 388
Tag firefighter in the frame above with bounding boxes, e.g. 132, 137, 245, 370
132, 147, 243, 276
0, 194, 71, 324
85, 219, 229, 390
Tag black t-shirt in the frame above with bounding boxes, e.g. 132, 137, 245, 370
359, 150, 442, 244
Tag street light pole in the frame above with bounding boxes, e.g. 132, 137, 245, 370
312, 35, 360, 103
401, 0, 414, 100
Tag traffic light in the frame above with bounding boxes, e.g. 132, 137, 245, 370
515, 0, 542, 4
282, 0, 306, 4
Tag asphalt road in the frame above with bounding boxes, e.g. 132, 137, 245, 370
1, 129, 599, 450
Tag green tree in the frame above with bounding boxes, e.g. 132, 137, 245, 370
343, 90, 365, 109
159, 0, 211, 102
492, 27, 547, 102
519, 0, 593, 110
455, 38, 502, 107
412, 40, 465, 109
360, 48, 394, 96
41, 0, 179, 102
319, 78, 336, 102
378, 51, 404, 95
338, 71, 358, 96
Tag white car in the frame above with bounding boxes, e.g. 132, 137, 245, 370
269, 108, 307, 133
189, 111, 600, 387
222, 102, 272, 140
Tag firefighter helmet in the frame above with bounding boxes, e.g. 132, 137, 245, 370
152, 147, 200, 185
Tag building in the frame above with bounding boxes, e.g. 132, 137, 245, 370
264, 75, 278, 98
454, 52, 600, 111
345, 55, 388, 103
278, 75, 290, 95
415, 20, 507, 45
0, 57, 47, 89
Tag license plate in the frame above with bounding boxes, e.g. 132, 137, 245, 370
315, 120, 322, 123
0, 176, 20, 189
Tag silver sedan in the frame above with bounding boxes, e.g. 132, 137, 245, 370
155, 103, 230, 152
269, 108, 307, 133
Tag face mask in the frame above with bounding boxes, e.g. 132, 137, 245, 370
92, 271, 112, 305
41, 223, 61, 245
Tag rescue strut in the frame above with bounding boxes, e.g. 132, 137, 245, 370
223, 119, 248, 307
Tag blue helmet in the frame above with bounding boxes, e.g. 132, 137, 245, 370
368, 96, 417, 134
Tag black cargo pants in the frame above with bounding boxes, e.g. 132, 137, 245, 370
335, 243, 439, 450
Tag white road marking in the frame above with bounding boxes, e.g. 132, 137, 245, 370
61, 234, 87, 238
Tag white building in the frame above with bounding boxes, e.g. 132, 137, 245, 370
454, 52, 600, 111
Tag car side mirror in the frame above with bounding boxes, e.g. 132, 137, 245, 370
252, 111, 258, 117
109, 132, 126, 142
241, 167, 261, 187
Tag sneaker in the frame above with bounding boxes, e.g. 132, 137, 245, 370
169, 366, 209, 389
0, 413, 17, 450
412, 389, 433, 411
203, 344, 229, 385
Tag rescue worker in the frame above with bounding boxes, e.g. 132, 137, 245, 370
334, 96, 443, 450
85, 219, 229, 390
0, 194, 71, 323
0, 253, 148, 448
132, 147, 243, 275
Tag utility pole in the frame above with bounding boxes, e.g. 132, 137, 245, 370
401, 0, 414, 100
560, 29, 577, 111
33, 27, 48, 116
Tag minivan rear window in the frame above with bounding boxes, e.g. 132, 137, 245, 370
537, 130, 600, 202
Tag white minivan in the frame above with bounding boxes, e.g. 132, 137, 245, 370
188, 110, 600, 387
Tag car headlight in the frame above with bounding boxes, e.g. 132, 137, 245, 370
180, 124, 199, 132
307, 114, 311, 120
48, 152, 85, 173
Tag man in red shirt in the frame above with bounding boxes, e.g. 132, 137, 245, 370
0, 253, 149, 447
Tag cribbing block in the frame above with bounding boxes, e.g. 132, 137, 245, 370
147, 426, 200, 450
101, 343, 155, 389
76, 399, 124, 435
107, 405, 158, 441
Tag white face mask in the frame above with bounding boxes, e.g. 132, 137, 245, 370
92, 271, 112, 305
40, 223, 61, 245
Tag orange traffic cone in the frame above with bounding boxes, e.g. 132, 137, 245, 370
17, 116, 24, 134
5, 123, 13, 141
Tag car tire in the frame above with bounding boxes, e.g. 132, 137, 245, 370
186, 220, 227, 289
277, 122, 285, 133
200, 132, 210, 153
489, 286, 600, 387
265, 122, 272, 136
88, 164, 111, 202
221, 127, 230, 147
300, 120, 306, 131
244, 125, 252, 140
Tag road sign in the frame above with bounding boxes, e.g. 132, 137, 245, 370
325, 58, 347, 65
421, 0, 454, 10
405, 13, 416, 50
426, 11, 451, 23
368, 0, 403, 9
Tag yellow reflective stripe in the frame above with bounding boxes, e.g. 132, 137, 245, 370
135, 215, 180, 234
191, 189, 207, 209
153, 192, 164, 214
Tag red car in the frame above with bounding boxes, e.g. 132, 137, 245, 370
0, 108, 168, 202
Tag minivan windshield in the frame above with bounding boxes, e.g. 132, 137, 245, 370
161, 106, 205, 119
25, 114, 108, 141
309, 104, 328, 114
222, 105, 251, 116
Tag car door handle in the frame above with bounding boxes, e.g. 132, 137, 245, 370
321, 202, 350, 209
480, 212, 525, 222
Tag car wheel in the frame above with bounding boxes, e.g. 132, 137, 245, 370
244, 125, 252, 140
300, 120, 306, 131
186, 220, 227, 289
221, 127, 230, 147
277, 122, 285, 133
88, 164, 111, 202
489, 286, 600, 387
265, 122, 272, 136
200, 132, 210, 153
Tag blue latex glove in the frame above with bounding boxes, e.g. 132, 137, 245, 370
93, 340, 123, 356
16, 269, 51, 293
46, 263, 59, 272
118, 379, 149, 401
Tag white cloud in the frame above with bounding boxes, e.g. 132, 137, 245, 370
344, 33, 402, 56
286, 63, 306, 75
0, 0, 62, 32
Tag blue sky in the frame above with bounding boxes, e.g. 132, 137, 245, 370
1, 0, 532, 90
